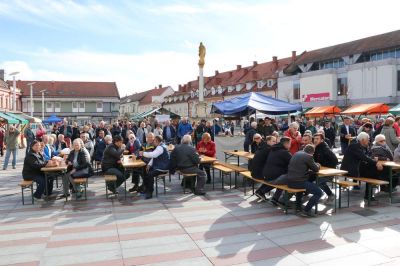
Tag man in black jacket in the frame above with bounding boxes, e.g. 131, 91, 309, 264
339, 116, 356, 154
102, 135, 129, 193
244, 122, 257, 152
323, 121, 336, 148
313, 133, 338, 202
170, 134, 206, 196
254, 137, 292, 203
341, 132, 383, 201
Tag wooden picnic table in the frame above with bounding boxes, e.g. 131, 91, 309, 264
121, 155, 146, 199
378, 160, 400, 203
224, 150, 254, 165
41, 162, 68, 200
200, 155, 218, 164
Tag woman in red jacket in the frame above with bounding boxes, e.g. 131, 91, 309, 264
196, 133, 216, 184
284, 122, 302, 155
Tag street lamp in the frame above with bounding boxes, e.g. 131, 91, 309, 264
9, 71, 20, 111
39, 89, 46, 121
27, 82, 36, 116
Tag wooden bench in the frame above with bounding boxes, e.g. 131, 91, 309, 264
177, 171, 198, 194
213, 164, 235, 190
214, 162, 248, 189
72, 178, 88, 200
104, 175, 117, 199
19, 180, 34, 205
334, 180, 358, 208
241, 171, 305, 214
347, 177, 389, 206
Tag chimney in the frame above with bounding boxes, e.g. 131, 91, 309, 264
292, 51, 297, 62
158, 84, 162, 89
253, 61, 258, 66
272, 56, 278, 70
0, 69, 4, 81
215, 70, 219, 75
178, 84, 182, 91
252, 71, 258, 79
237, 65, 242, 70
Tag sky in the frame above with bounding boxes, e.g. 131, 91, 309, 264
0, 0, 399, 97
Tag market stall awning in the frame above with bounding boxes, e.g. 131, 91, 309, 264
389, 104, 400, 115
305, 106, 341, 117
4, 112, 29, 125
341, 103, 389, 115
0, 112, 19, 124
211, 92, 302, 116
43, 114, 63, 124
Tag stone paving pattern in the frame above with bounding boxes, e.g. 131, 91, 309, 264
1, 152, 400, 265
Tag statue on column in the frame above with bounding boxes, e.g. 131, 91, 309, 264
198, 42, 206, 67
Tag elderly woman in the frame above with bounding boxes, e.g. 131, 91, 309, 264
381, 117, 400, 152
153, 124, 163, 137
22, 140, 58, 201
80, 132, 94, 159
284, 122, 302, 155
196, 133, 216, 184
82, 125, 93, 140
36, 124, 46, 141
371, 134, 397, 192
64, 138, 93, 198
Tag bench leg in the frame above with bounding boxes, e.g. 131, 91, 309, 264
31, 185, 34, 205
155, 177, 159, 197
229, 173, 232, 189
252, 180, 255, 195
212, 167, 215, 190
368, 184, 372, 207
338, 185, 342, 209
234, 172, 238, 189
21, 187, 25, 205
183, 177, 186, 194
105, 181, 108, 199
221, 171, 224, 190
84, 182, 87, 200
347, 187, 350, 208
163, 177, 166, 195
243, 176, 246, 196
284, 191, 288, 215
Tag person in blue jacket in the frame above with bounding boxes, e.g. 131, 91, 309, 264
177, 117, 193, 143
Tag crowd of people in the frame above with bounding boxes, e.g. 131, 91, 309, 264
2, 113, 400, 216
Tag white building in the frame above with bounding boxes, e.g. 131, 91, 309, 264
137, 85, 174, 113
278, 30, 400, 107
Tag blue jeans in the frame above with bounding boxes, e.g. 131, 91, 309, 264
3, 148, 17, 169
289, 181, 322, 212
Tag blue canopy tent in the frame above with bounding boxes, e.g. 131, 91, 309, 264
211, 92, 302, 116
43, 114, 63, 124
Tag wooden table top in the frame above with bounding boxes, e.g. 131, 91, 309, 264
378, 160, 400, 169
318, 166, 348, 177
200, 156, 218, 164
122, 155, 146, 168
224, 150, 254, 160
41, 163, 68, 172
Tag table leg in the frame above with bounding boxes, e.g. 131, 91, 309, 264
44, 173, 48, 201
389, 166, 393, 204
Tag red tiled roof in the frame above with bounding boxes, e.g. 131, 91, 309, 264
238, 57, 292, 83
11, 80, 120, 98
139, 86, 171, 105
294, 30, 400, 65
121, 90, 148, 103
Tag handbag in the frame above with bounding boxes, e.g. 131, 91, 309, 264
71, 167, 90, 178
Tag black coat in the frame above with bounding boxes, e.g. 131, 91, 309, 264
314, 141, 338, 168
251, 141, 267, 154
250, 144, 272, 179
339, 124, 356, 144
102, 144, 124, 171
22, 152, 47, 181
162, 125, 177, 142
262, 143, 292, 180
324, 127, 336, 147
67, 149, 93, 175
341, 142, 376, 177
244, 128, 256, 152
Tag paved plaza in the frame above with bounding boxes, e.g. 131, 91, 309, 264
1, 152, 400, 265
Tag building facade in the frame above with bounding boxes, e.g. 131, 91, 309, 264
137, 85, 174, 113
0, 70, 22, 112
17, 81, 120, 125
278, 30, 400, 108
119, 91, 148, 119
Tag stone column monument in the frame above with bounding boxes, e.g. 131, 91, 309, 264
197, 42, 207, 117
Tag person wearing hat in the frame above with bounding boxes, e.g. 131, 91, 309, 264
339, 116, 356, 154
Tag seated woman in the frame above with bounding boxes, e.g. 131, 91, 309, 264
22, 140, 58, 201
63, 138, 93, 198
371, 134, 397, 192
81, 132, 94, 159
196, 133, 216, 184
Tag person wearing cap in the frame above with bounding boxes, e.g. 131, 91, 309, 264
339, 116, 356, 154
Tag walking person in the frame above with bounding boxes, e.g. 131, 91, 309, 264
0, 127, 4, 157
24, 123, 35, 155
3, 125, 20, 170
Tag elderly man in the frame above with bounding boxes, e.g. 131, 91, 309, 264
58, 120, 73, 147
286, 144, 321, 217
96, 121, 110, 138
244, 121, 257, 152
163, 120, 177, 144
139, 136, 170, 199
170, 135, 206, 196
251, 133, 266, 153
177, 117, 193, 144
3, 125, 20, 170
340, 116, 356, 154
341, 132, 383, 201
80, 132, 94, 159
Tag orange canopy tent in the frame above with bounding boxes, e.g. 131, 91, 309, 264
305, 106, 341, 117
341, 103, 389, 115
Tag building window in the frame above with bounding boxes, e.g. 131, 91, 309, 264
293, 81, 300, 100
337, 77, 348, 96
397, 71, 400, 91
96, 102, 103, 112
72, 102, 79, 112
46, 102, 54, 112
54, 102, 61, 112
79, 102, 85, 112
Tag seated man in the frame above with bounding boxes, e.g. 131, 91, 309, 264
129, 133, 155, 193
81, 132, 94, 159
101, 135, 128, 193
196, 133, 216, 184
300, 134, 313, 150
250, 133, 266, 154
285, 145, 321, 217
170, 134, 206, 196
125, 133, 141, 156
257, 137, 292, 203
93, 129, 106, 163
53, 134, 67, 156
139, 136, 170, 199
312, 133, 337, 203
